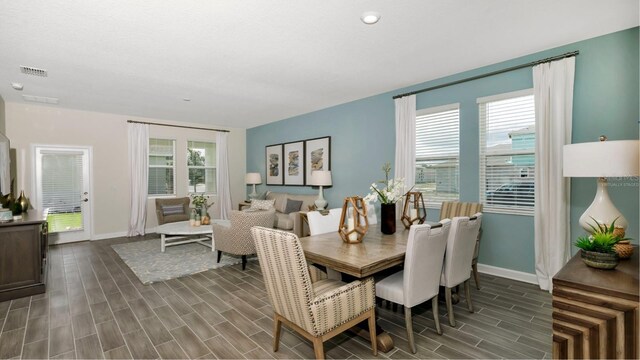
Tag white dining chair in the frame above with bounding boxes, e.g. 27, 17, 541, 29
375, 220, 451, 353
307, 208, 343, 236
360, 203, 378, 225
440, 213, 483, 327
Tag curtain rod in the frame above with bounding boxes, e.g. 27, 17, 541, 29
127, 120, 230, 133
392, 50, 579, 100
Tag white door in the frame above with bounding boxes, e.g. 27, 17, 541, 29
34, 146, 92, 244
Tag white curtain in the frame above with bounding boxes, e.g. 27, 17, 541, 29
533, 57, 575, 292
394, 95, 416, 217
216, 131, 232, 220
127, 123, 149, 236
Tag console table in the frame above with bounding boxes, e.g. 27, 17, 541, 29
0, 212, 49, 302
552, 249, 638, 359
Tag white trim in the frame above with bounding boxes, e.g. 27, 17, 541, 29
477, 263, 538, 285
416, 102, 459, 116
476, 88, 533, 104
92, 231, 129, 241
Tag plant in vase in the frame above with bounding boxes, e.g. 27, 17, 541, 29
363, 162, 406, 234
574, 217, 629, 269
190, 193, 215, 225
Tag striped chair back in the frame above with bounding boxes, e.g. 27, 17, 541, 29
439, 201, 483, 220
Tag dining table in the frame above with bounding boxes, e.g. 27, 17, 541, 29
299, 220, 439, 353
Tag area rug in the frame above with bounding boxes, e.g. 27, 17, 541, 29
111, 238, 248, 284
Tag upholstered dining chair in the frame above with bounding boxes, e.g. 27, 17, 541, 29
361, 203, 378, 225
212, 209, 276, 270
375, 220, 451, 353
439, 201, 484, 289
250, 227, 377, 360
155, 197, 190, 225
306, 208, 342, 236
440, 214, 483, 327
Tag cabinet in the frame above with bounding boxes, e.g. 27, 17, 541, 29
552, 249, 638, 359
0, 212, 48, 302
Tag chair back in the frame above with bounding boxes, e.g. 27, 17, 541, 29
155, 197, 190, 225
360, 203, 378, 225
307, 208, 342, 236
219, 209, 275, 255
439, 201, 483, 220
250, 227, 317, 334
403, 220, 450, 308
441, 213, 483, 287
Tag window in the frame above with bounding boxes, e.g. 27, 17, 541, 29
148, 139, 176, 196
187, 140, 216, 194
478, 89, 535, 214
414, 104, 460, 206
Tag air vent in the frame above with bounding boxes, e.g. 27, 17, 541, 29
22, 95, 59, 104
20, 66, 48, 77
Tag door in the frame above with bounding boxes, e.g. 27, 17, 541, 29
34, 146, 92, 244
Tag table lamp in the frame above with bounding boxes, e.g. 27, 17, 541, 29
309, 170, 332, 210
245, 172, 262, 200
563, 137, 639, 233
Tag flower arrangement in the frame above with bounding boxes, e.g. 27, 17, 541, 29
574, 217, 627, 253
363, 162, 406, 205
191, 193, 214, 209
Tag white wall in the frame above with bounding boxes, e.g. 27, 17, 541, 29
5, 102, 246, 239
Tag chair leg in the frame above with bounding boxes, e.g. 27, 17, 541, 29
431, 297, 442, 335
392, 303, 398, 312
217, 250, 222, 263
445, 287, 455, 327
464, 280, 474, 313
312, 337, 325, 359
367, 308, 378, 356
405, 306, 417, 354
241, 255, 247, 270
273, 315, 282, 352
472, 263, 480, 289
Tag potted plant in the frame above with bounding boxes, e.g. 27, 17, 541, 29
574, 218, 628, 269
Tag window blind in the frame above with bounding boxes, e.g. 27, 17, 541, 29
478, 90, 535, 215
41, 152, 84, 218
148, 138, 175, 196
187, 140, 216, 194
415, 104, 460, 206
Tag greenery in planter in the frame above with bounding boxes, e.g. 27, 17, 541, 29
574, 217, 628, 253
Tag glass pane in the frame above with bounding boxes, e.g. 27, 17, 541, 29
148, 167, 174, 195
415, 159, 459, 202
41, 153, 84, 232
484, 95, 535, 151
187, 141, 216, 167
483, 154, 535, 207
149, 138, 174, 155
188, 168, 217, 193
149, 155, 174, 166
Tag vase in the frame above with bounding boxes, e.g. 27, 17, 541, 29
614, 240, 634, 260
17, 190, 29, 213
580, 249, 619, 270
380, 203, 396, 235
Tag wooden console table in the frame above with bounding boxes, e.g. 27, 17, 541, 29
0, 212, 49, 302
552, 249, 638, 359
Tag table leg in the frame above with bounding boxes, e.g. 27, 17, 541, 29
161, 234, 165, 252
210, 231, 214, 251
351, 320, 394, 353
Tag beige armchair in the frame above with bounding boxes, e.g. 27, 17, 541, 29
155, 197, 190, 225
212, 209, 276, 270
250, 226, 377, 359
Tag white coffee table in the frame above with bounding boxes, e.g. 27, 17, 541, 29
157, 220, 230, 252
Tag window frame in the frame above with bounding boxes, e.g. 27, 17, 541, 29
148, 138, 177, 198
186, 139, 217, 195
478, 88, 535, 216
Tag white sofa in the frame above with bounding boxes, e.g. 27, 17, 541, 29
265, 191, 317, 237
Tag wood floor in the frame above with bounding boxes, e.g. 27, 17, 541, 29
0, 234, 552, 359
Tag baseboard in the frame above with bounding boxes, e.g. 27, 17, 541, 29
91, 231, 128, 241
476, 263, 538, 285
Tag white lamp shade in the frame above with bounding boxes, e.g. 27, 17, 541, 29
245, 172, 262, 185
309, 170, 332, 186
563, 140, 639, 177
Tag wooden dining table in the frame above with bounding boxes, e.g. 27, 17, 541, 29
299, 220, 438, 352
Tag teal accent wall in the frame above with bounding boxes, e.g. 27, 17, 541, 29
247, 27, 639, 274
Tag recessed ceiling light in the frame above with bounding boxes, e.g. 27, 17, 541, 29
361, 11, 381, 25
182, 98, 191, 102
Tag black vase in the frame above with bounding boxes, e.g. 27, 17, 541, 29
380, 203, 396, 235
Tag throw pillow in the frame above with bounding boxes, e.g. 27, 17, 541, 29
161, 204, 185, 216
283, 199, 303, 214
251, 199, 275, 211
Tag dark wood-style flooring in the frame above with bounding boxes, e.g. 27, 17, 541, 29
0, 234, 552, 359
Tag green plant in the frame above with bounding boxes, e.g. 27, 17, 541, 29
575, 217, 627, 253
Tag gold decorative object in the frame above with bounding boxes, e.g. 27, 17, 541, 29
401, 192, 426, 229
17, 190, 29, 213
338, 196, 369, 244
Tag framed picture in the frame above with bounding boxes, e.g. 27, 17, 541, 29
265, 144, 283, 185
283, 141, 305, 186
304, 136, 331, 184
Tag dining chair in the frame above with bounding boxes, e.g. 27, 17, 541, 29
375, 220, 451, 353
439, 201, 483, 289
360, 203, 378, 225
250, 226, 377, 360
306, 208, 342, 236
440, 214, 483, 327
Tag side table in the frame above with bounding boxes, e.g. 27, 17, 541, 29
299, 211, 310, 237
238, 201, 251, 211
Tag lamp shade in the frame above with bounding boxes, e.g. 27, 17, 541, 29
245, 172, 262, 185
563, 140, 639, 177
309, 170, 332, 186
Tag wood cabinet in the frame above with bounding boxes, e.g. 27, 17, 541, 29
552, 249, 638, 359
0, 212, 48, 302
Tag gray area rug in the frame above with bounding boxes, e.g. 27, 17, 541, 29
111, 238, 247, 284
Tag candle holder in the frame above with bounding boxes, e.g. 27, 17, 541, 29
401, 192, 426, 229
338, 196, 369, 244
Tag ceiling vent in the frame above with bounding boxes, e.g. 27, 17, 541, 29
22, 95, 59, 104
20, 66, 48, 77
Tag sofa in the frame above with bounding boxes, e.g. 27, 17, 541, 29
265, 191, 317, 236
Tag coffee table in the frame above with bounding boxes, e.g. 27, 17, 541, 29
157, 220, 230, 252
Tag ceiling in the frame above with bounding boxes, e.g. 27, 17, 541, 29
0, 1, 637, 129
